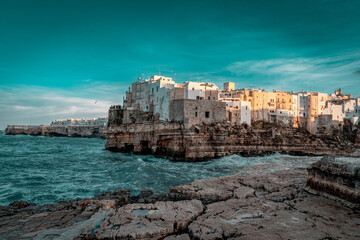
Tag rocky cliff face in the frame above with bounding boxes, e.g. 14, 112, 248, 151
5, 125, 106, 138
106, 121, 355, 161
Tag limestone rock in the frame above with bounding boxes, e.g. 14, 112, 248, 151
80, 200, 204, 239
1, 166, 360, 239
170, 175, 243, 202
306, 156, 360, 208
106, 122, 355, 162
233, 186, 255, 199
163, 234, 191, 240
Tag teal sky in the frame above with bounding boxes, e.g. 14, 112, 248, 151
1, 0, 360, 129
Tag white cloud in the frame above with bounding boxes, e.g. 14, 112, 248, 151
0, 85, 123, 129
225, 52, 360, 92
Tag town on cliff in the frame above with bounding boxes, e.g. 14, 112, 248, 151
105, 75, 360, 161
110, 75, 359, 133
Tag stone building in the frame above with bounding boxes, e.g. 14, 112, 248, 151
170, 99, 226, 127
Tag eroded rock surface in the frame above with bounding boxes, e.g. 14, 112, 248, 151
80, 200, 204, 239
1, 157, 359, 240
106, 122, 356, 161
306, 156, 360, 209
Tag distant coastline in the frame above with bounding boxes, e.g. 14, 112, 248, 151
5, 125, 106, 138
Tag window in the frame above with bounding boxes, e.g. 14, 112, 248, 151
205, 111, 210, 118
192, 88, 194, 90
208, 96, 210, 100
196, 96, 200, 100
246, 106, 248, 110
195, 112, 198, 117
195, 107, 198, 110
157, 86, 159, 92
152, 88, 154, 94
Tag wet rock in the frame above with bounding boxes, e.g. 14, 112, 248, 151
163, 233, 191, 240
80, 200, 204, 239
94, 189, 131, 207
9, 201, 30, 209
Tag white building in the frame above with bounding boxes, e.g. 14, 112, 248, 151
344, 98, 360, 124
220, 98, 251, 125
184, 82, 218, 100
126, 76, 222, 122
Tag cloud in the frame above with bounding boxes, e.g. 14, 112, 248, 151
225, 52, 360, 92
0, 85, 123, 129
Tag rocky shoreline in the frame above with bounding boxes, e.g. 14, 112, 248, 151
1, 156, 359, 239
5, 125, 106, 138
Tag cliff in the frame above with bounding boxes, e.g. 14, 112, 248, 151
5, 125, 106, 138
1, 159, 359, 239
106, 121, 356, 161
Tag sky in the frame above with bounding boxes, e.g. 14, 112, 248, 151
1, 0, 360, 129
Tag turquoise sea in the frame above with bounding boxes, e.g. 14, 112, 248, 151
0, 131, 318, 206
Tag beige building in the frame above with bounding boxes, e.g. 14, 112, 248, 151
223, 82, 235, 91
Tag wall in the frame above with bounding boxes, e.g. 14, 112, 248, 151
170, 99, 226, 127
154, 87, 172, 120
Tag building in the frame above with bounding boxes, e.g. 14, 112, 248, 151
50, 117, 108, 127
223, 82, 235, 91
170, 99, 226, 126
110, 75, 359, 132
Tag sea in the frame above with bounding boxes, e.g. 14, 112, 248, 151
0, 130, 320, 206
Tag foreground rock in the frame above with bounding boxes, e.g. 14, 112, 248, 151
106, 121, 356, 161
80, 200, 204, 239
307, 156, 360, 209
1, 157, 359, 239
5, 125, 106, 138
